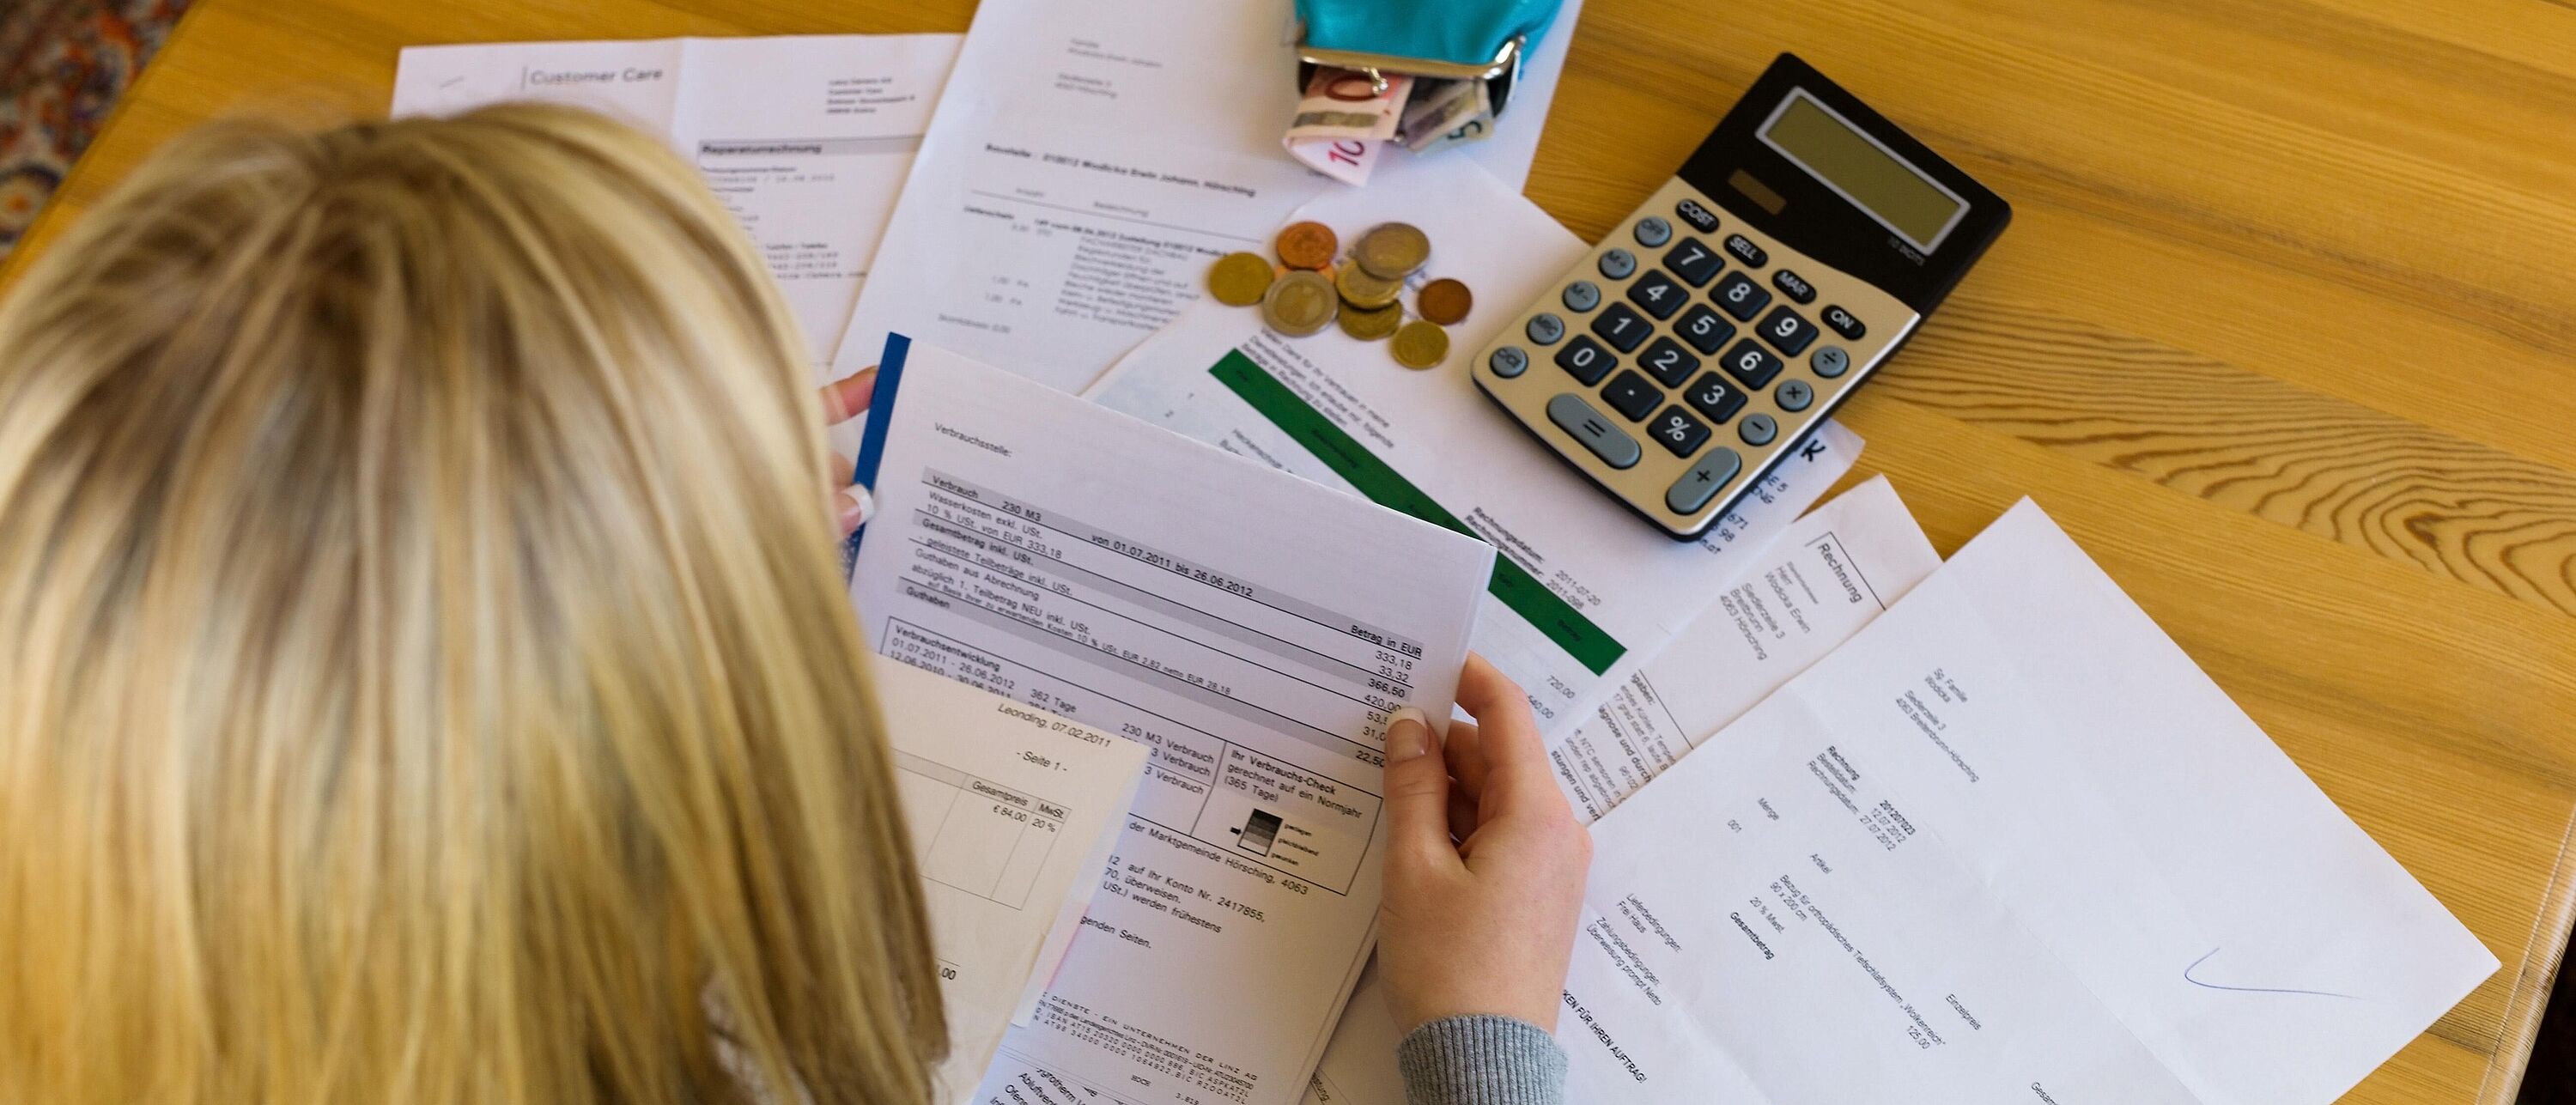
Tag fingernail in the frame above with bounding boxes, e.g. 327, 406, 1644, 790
837, 484, 874, 532
1387, 707, 1430, 761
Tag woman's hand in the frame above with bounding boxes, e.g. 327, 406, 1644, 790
1376, 654, 1592, 1033
823, 368, 877, 537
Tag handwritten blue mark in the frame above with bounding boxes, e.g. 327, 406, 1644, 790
2184, 948, 2356, 1000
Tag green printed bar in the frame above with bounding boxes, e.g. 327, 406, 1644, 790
1209, 351, 1626, 676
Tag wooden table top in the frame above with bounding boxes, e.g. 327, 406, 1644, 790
5, 0, 2572, 1100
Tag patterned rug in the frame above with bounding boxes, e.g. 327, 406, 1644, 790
0, 0, 191, 265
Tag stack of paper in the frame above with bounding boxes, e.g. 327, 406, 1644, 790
851, 341, 1495, 1105
1304, 494, 2499, 1105
392, 34, 961, 365
873, 659, 1148, 1100
1542, 500, 2500, 1104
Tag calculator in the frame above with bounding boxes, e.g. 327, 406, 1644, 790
1471, 53, 2009, 539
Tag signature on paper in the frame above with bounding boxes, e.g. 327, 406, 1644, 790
2184, 947, 2356, 1000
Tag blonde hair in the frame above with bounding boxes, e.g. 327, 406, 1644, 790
0, 105, 945, 1104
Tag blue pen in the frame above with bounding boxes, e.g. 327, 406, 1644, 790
840, 332, 913, 577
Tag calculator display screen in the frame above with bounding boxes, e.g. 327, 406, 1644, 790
1759, 91, 1966, 252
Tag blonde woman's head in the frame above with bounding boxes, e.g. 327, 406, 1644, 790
0, 105, 944, 1104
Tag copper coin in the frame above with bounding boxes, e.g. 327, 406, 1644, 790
1274, 221, 1339, 270
1417, 278, 1473, 325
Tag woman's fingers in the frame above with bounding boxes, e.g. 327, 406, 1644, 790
835, 484, 875, 537
822, 372, 877, 537
1454, 653, 1536, 732
1447, 789, 1480, 847
1454, 653, 1558, 811
1372, 661, 1591, 1035
1382, 707, 1464, 883
1441, 717, 1489, 803
821, 367, 878, 426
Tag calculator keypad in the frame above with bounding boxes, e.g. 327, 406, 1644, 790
1601, 370, 1663, 422
1771, 269, 1816, 304
1470, 176, 1919, 537
1711, 272, 1771, 321
1755, 306, 1819, 356
1555, 336, 1616, 385
1674, 306, 1736, 355
1720, 341, 1783, 389
1591, 303, 1653, 353
1648, 407, 1710, 458
1546, 392, 1641, 470
1674, 197, 1720, 234
1663, 239, 1724, 286
1625, 270, 1688, 319
1637, 337, 1699, 387
1684, 373, 1747, 423
1665, 446, 1744, 514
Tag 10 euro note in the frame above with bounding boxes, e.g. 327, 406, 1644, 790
1284, 66, 1412, 185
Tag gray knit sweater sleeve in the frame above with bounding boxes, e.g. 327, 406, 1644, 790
1394, 1016, 1567, 1105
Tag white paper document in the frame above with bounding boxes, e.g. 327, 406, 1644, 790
1557, 501, 2499, 1104
1089, 157, 1859, 742
848, 341, 1497, 1105
1303, 474, 1939, 1105
833, 0, 1583, 395
874, 659, 1149, 1103
1550, 474, 1941, 823
391, 34, 961, 364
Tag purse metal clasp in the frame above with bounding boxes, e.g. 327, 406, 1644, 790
1292, 35, 1526, 116
1296, 34, 1522, 83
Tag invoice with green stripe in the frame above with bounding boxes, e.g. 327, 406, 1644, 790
1089, 159, 1861, 741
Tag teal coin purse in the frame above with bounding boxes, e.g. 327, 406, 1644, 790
1293, 0, 1567, 116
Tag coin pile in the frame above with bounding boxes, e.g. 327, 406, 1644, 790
1205, 221, 1473, 370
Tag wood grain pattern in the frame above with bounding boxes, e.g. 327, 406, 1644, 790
2, 1, 2572, 1102
1880, 298, 2576, 615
